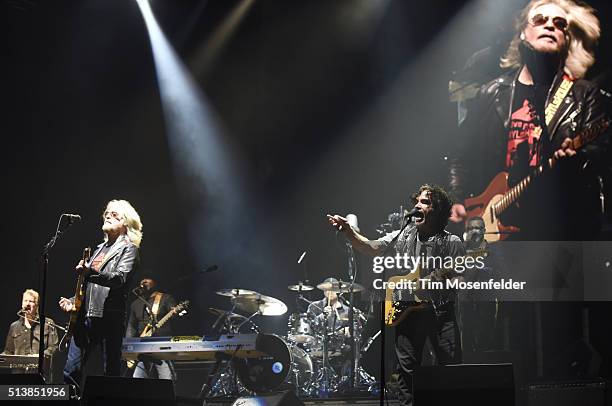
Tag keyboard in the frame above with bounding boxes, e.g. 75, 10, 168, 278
121, 334, 266, 361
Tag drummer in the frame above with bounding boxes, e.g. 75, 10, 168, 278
307, 278, 350, 333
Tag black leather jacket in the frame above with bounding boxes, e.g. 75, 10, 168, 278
449, 69, 610, 239
81, 235, 139, 318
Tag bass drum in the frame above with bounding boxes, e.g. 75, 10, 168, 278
233, 334, 291, 393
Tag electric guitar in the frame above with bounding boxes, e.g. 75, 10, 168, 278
59, 247, 91, 351
384, 249, 488, 327
464, 119, 610, 243
126, 300, 189, 369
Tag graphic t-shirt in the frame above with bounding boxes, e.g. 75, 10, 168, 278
506, 82, 543, 172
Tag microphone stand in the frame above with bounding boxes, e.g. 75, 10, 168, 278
39, 214, 78, 381
378, 208, 414, 405
345, 241, 357, 391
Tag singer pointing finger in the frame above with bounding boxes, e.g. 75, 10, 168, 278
328, 184, 464, 406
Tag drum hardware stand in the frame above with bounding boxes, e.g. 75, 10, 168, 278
236, 311, 262, 332
343, 237, 358, 391
316, 298, 338, 397
204, 307, 251, 399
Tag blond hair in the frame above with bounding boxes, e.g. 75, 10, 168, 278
23, 289, 39, 303
103, 199, 143, 248
23, 289, 39, 313
500, 0, 600, 79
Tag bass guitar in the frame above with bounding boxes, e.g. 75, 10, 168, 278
464, 119, 610, 242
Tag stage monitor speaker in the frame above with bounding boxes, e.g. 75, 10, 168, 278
0, 373, 45, 384
414, 363, 514, 406
231, 391, 304, 406
82, 376, 175, 406
527, 380, 606, 406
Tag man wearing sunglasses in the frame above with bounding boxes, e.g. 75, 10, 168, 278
449, 0, 610, 241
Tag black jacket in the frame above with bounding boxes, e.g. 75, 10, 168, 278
126, 292, 177, 337
81, 235, 139, 318
3, 317, 58, 357
450, 69, 610, 239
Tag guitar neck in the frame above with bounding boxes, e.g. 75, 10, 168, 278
494, 119, 610, 217
493, 161, 548, 216
155, 309, 176, 329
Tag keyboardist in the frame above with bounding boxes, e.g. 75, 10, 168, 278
2, 289, 58, 378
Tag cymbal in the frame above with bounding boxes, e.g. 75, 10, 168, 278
288, 283, 314, 292
207, 307, 247, 321
215, 288, 258, 297
232, 293, 288, 316
317, 280, 365, 293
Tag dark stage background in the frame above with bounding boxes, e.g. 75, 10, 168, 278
2, 0, 612, 391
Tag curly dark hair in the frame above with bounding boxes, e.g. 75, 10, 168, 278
410, 184, 453, 232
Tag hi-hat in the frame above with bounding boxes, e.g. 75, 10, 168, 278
317, 280, 365, 293
232, 293, 288, 316
216, 288, 258, 297
288, 282, 314, 292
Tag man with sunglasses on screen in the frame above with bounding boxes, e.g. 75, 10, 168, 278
449, 0, 610, 241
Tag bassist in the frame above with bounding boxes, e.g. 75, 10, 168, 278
126, 275, 177, 381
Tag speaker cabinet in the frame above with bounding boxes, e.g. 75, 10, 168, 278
527, 380, 607, 406
413, 363, 514, 406
82, 376, 175, 406
231, 391, 304, 406
0, 374, 45, 384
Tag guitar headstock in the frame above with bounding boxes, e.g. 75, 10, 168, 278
83, 247, 91, 262
175, 300, 190, 317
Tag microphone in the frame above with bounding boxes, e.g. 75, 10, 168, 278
404, 207, 422, 220
63, 213, 82, 222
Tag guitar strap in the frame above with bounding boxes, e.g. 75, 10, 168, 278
151, 292, 163, 320
545, 75, 573, 126
151, 292, 162, 317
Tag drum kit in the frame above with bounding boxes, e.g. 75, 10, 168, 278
203, 280, 377, 399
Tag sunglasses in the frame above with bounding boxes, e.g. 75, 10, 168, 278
529, 13, 568, 31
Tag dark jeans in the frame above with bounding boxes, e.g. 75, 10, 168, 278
63, 315, 125, 391
395, 304, 461, 406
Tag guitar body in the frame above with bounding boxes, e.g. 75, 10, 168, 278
464, 172, 519, 243
384, 269, 427, 327
463, 119, 610, 244
60, 247, 91, 351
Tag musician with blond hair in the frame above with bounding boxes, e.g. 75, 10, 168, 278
449, 0, 610, 240
59, 199, 142, 392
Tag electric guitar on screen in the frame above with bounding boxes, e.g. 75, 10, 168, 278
463, 118, 610, 243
